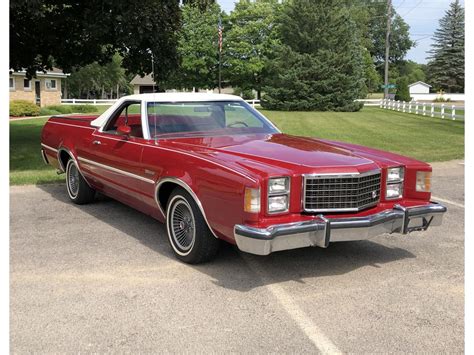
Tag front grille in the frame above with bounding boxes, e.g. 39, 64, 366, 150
303, 170, 381, 212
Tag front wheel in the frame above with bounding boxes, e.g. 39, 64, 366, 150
66, 159, 95, 204
166, 188, 219, 264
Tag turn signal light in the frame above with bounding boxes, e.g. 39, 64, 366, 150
244, 187, 261, 213
416, 171, 432, 192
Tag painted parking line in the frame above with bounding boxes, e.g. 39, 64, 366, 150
242, 255, 342, 355
432, 196, 464, 209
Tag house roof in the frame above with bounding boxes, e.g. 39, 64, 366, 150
9, 67, 69, 78
130, 74, 155, 85
408, 81, 432, 88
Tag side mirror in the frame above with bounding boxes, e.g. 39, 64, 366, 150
117, 125, 131, 137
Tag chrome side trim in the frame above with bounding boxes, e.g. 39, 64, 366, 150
234, 202, 447, 255
48, 121, 95, 130
41, 143, 58, 153
77, 157, 155, 184
155, 177, 218, 238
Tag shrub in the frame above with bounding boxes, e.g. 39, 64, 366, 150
395, 77, 411, 102
433, 97, 452, 102
233, 87, 255, 100
39, 108, 61, 116
73, 104, 98, 113
9, 100, 41, 117
42, 104, 99, 114
45, 105, 74, 114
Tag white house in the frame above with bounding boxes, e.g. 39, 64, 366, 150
408, 81, 431, 95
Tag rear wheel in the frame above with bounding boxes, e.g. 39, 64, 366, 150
166, 188, 219, 264
66, 159, 95, 204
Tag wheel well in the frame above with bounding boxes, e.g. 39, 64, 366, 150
157, 182, 180, 212
59, 150, 72, 171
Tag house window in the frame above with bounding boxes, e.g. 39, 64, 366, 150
45, 79, 57, 90
9, 77, 15, 91
23, 79, 31, 90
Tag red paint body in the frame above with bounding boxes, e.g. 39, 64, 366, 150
41, 115, 432, 244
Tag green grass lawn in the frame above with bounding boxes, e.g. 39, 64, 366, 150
10, 106, 464, 185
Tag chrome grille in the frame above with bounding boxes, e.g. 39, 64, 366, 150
303, 170, 381, 212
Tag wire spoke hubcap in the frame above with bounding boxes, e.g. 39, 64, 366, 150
170, 200, 195, 251
68, 163, 80, 197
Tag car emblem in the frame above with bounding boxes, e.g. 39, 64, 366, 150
372, 191, 377, 198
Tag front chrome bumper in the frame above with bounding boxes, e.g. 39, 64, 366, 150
234, 202, 447, 256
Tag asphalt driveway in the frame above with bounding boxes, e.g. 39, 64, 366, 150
10, 160, 464, 353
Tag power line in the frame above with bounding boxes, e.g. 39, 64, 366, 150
399, 0, 423, 17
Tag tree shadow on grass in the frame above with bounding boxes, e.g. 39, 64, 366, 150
36, 183, 416, 292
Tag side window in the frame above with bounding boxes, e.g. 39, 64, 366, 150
103, 102, 143, 138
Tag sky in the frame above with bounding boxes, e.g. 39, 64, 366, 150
217, 0, 464, 64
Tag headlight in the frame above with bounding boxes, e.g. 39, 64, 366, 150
386, 167, 404, 200
387, 167, 404, 182
268, 177, 290, 194
268, 177, 290, 213
244, 187, 260, 213
386, 183, 403, 199
416, 171, 432, 192
268, 195, 289, 213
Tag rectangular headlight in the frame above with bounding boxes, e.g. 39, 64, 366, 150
268, 177, 290, 194
268, 195, 289, 213
416, 171, 432, 192
386, 182, 403, 199
387, 167, 405, 182
244, 187, 260, 213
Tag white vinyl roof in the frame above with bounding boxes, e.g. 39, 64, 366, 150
91, 93, 244, 128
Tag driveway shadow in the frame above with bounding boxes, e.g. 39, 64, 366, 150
37, 184, 416, 292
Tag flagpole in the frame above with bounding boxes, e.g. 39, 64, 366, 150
218, 51, 222, 94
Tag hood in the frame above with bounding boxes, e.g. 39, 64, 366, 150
161, 133, 382, 173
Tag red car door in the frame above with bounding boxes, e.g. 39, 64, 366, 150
77, 101, 152, 209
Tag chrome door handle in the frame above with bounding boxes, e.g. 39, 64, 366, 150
92, 140, 102, 145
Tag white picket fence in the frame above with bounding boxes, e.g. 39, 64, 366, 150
380, 99, 464, 120
355, 99, 383, 106
61, 98, 261, 108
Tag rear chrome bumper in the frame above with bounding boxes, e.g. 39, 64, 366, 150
234, 202, 447, 256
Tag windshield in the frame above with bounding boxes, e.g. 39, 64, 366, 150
147, 101, 279, 138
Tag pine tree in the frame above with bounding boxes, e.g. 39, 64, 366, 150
262, 0, 365, 111
427, 0, 464, 93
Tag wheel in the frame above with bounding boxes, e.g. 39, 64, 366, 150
65, 159, 95, 204
166, 188, 219, 264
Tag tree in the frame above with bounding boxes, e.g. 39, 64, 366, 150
65, 54, 132, 99
395, 76, 410, 102
224, 0, 281, 99
366, 3, 414, 70
262, 0, 365, 111
362, 48, 382, 95
10, 0, 181, 80
427, 0, 464, 93
183, 0, 216, 11
168, 3, 223, 90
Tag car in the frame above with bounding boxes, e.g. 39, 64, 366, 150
41, 93, 447, 264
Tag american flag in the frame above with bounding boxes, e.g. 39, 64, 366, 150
218, 17, 223, 53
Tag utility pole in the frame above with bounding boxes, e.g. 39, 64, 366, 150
384, 0, 392, 99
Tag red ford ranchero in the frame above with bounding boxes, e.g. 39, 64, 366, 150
41, 93, 446, 264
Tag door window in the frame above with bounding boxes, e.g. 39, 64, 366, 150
103, 102, 143, 138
